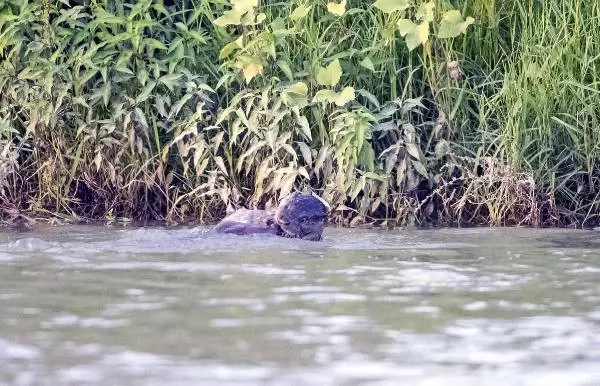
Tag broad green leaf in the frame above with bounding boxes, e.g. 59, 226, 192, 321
171, 93, 195, 117
143, 38, 167, 50
159, 73, 183, 91
411, 159, 429, 178
316, 58, 342, 87
335, 86, 355, 106
219, 36, 243, 59
72, 96, 89, 108
416, 2, 435, 22
134, 107, 149, 130
287, 82, 308, 95
358, 146, 376, 171
327, 0, 346, 16
256, 13, 267, 23
214, 156, 229, 176
282, 82, 309, 107
297, 115, 312, 141
102, 81, 111, 107
290, 5, 311, 20
438, 10, 474, 38
155, 95, 169, 117
314, 145, 330, 173
136, 68, 148, 86
277, 59, 294, 80
136, 81, 156, 103
241, 7, 257, 24
373, 0, 410, 13
363, 171, 386, 182
350, 176, 366, 201
235, 55, 263, 83
232, 0, 258, 13
213, 9, 242, 27
359, 56, 375, 72
313, 89, 338, 103
297, 166, 310, 180
406, 142, 421, 160
397, 19, 429, 51
356, 89, 380, 109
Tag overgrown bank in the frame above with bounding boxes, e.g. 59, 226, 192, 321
1, 0, 599, 228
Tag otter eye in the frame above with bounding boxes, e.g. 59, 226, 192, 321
299, 217, 308, 223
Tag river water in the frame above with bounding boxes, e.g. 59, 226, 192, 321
1, 226, 600, 385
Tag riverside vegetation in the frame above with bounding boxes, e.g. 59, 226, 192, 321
0, 0, 599, 229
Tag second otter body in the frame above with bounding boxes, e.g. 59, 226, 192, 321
212, 209, 278, 236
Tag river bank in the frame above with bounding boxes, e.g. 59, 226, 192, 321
1, 0, 599, 228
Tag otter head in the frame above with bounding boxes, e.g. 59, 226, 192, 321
275, 193, 328, 241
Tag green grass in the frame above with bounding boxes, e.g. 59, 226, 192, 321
0, 0, 599, 229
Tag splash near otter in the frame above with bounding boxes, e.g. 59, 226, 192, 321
213, 193, 328, 241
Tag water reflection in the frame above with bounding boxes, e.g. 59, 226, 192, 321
1, 226, 600, 385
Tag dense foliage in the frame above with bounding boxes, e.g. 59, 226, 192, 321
1, 0, 599, 228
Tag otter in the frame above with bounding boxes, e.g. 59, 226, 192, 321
213, 193, 328, 241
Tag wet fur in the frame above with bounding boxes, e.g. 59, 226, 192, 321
213, 194, 328, 241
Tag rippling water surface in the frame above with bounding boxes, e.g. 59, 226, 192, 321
1, 225, 600, 385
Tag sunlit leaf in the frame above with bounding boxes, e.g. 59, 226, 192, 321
416, 2, 435, 22
290, 5, 311, 20
406, 142, 421, 160
316, 58, 342, 87
313, 89, 338, 103
232, 0, 258, 13
297, 115, 312, 140
373, 0, 410, 14
282, 82, 308, 107
219, 36, 243, 59
256, 13, 267, 23
214, 156, 229, 176
94, 151, 102, 172
397, 19, 429, 51
235, 55, 264, 83
438, 10, 475, 38
297, 142, 312, 166
270, 17, 286, 32
287, 81, 308, 95
327, 0, 346, 16
213, 9, 242, 27
281, 144, 297, 159
297, 166, 310, 180
102, 81, 111, 107
335, 86, 355, 106
241, 7, 257, 24
350, 175, 366, 201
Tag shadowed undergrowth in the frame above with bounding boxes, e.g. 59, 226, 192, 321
0, 0, 599, 229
